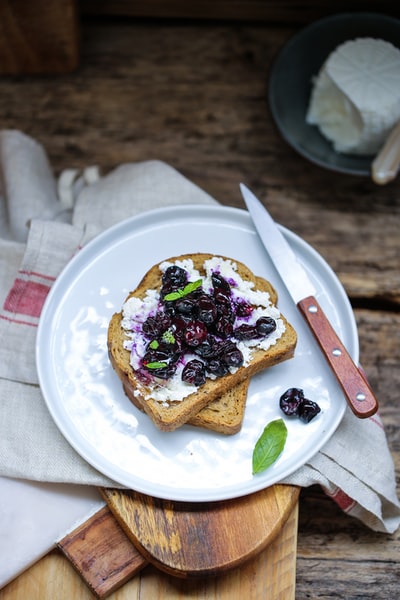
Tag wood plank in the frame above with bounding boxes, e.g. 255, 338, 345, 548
57, 506, 147, 598
0, 0, 79, 74
297, 485, 400, 599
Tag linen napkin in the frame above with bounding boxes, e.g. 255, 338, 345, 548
0, 130, 399, 534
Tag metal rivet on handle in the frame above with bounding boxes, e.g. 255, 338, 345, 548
308, 304, 318, 313
332, 348, 342, 357
356, 392, 366, 402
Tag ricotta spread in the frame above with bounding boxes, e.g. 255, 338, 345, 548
306, 38, 400, 155
121, 257, 286, 404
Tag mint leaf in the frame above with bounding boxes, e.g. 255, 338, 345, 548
182, 279, 202, 295
163, 290, 182, 301
145, 361, 168, 369
252, 419, 287, 475
164, 279, 202, 301
149, 340, 159, 349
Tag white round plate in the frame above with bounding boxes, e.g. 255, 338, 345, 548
36, 205, 358, 502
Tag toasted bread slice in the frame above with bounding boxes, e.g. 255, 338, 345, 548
119, 275, 277, 435
187, 378, 250, 434
108, 253, 297, 432
125, 378, 250, 435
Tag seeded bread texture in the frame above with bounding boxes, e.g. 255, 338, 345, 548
107, 253, 297, 432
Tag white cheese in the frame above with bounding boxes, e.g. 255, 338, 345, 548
306, 38, 400, 155
142, 360, 198, 404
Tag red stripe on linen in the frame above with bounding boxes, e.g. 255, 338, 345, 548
369, 414, 384, 430
328, 488, 356, 512
19, 270, 56, 283
0, 314, 38, 327
3, 278, 50, 318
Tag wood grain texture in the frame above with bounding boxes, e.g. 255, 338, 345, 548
57, 506, 147, 598
100, 485, 299, 577
1, 502, 298, 599
0, 14, 399, 599
0, 0, 79, 74
1, 19, 397, 302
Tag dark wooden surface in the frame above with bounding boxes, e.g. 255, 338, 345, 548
80, 0, 400, 23
0, 0, 79, 74
1, 13, 399, 599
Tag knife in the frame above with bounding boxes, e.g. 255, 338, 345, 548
240, 183, 378, 419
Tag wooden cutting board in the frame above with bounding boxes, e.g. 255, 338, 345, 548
57, 483, 299, 596
101, 484, 300, 577
12, 491, 299, 599
58, 484, 299, 596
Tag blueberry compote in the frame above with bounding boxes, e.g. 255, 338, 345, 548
279, 388, 321, 423
139, 264, 277, 385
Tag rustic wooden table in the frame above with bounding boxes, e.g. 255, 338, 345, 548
1, 12, 399, 599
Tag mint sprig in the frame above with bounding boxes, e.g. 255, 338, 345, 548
164, 279, 202, 302
252, 418, 287, 475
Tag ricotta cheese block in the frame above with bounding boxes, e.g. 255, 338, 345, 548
306, 38, 400, 155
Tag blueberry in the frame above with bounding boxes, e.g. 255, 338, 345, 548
214, 316, 234, 338
223, 347, 244, 368
279, 388, 305, 416
175, 297, 196, 316
162, 265, 187, 287
142, 313, 172, 338
256, 316, 276, 336
197, 294, 217, 324
233, 324, 259, 340
184, 321, 208, 347
211, 273, 231, 292
235, 301, 253, 317
182, 359, 206, 386
298, 399, 321, 423
279, 388, 321, 423
206, 358, 229, 377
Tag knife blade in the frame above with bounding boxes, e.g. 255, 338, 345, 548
240, 183, 378, 419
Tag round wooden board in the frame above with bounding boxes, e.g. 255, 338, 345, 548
101, 484, 300, 578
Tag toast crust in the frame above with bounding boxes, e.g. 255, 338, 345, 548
107, 253, 297, 431
125, 378, 250, 435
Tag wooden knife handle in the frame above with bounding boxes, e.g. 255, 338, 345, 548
297, 296, 378, 418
